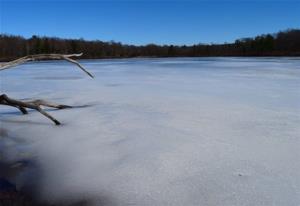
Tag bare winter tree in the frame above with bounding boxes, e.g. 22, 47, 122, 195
0, 53, 93, 125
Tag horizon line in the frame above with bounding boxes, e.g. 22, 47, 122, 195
2, 28, 299, 47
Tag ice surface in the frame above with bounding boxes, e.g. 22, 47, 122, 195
1, 57, 300, 205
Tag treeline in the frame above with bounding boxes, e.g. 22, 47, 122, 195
1, 29, 300, 61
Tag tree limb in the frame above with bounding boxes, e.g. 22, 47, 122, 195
0, 53, 94, 78
0, 53, 94, 125
0, 94, 72, 125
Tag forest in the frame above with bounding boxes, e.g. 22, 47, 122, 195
0, 29, 299, 61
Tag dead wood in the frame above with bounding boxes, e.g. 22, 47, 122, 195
0, 53, 94, 78
0, 53, 93, 125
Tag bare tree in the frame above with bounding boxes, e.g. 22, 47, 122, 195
0, 53, 93, 125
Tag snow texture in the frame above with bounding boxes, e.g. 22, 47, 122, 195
1, 57, 300, 205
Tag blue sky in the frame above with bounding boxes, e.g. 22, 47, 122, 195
1, 0, 299, 45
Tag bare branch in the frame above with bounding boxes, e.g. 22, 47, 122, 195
0, 53, 94, 125
0, 53, 94, 78
0, 94, 71, 125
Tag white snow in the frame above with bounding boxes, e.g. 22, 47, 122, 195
1, 57, 300, 205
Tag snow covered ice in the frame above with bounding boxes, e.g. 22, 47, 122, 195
0, 57, 300, 205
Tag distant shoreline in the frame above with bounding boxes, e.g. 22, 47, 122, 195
1, 29, 300, 62
2, 55, 300, 63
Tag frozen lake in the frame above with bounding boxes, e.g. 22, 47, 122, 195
1, 57, 300, 205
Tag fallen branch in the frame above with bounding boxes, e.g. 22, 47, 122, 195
0, 53, 93, 125
0, 53, 94, 78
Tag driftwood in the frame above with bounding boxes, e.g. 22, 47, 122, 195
0, 53, 93, 125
